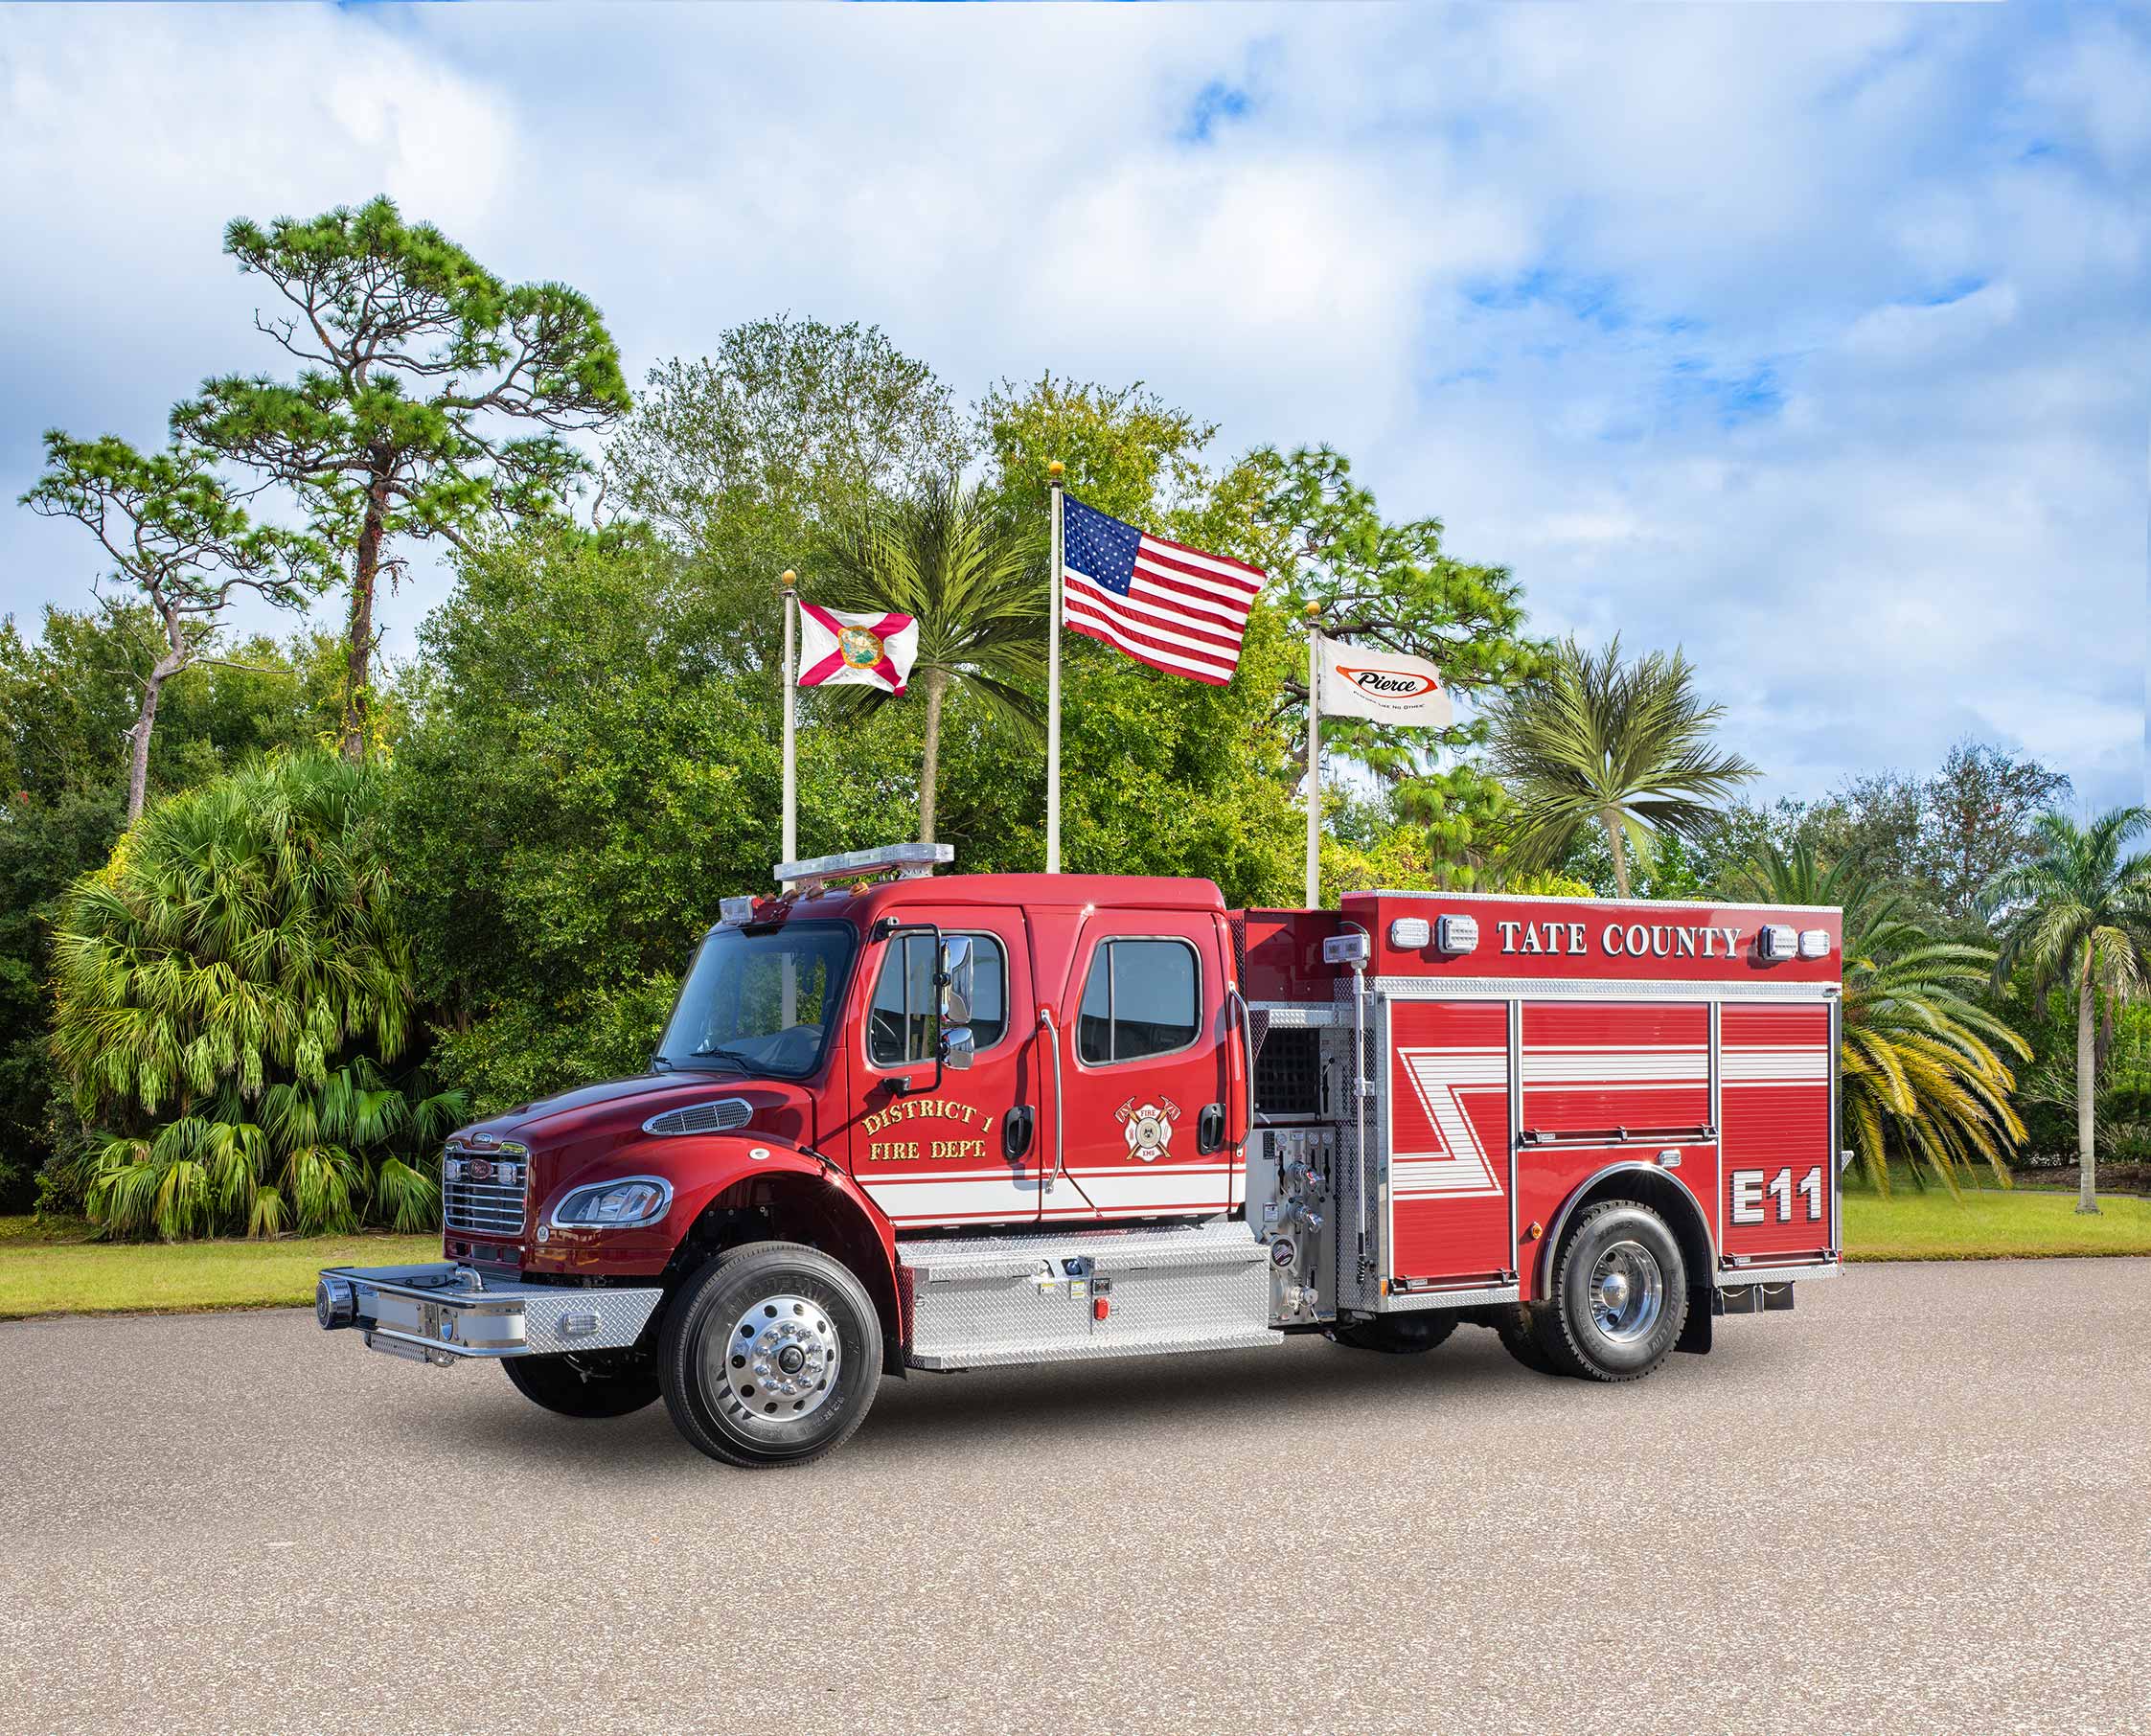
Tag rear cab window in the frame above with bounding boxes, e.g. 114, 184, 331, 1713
1077, 937, 1201, 1064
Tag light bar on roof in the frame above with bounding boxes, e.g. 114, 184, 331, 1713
774, 842, 954, 890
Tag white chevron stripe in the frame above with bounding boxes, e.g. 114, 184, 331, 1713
1395, 1049, 1505, 1198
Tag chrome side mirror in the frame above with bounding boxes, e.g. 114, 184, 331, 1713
938, 934, 973, 1028
940, 1025, 975, 1070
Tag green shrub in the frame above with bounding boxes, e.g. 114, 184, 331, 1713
49, 751, 463, 1239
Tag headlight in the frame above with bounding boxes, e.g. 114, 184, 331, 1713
549, 1176, 674, 1229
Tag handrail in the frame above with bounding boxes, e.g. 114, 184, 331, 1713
1037, 1007, 1066, 1197
1518, 1124, 1715, 1148
1226, 988, 1255, 1144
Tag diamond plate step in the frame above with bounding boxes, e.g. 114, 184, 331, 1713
898, 1219, 1278, 1370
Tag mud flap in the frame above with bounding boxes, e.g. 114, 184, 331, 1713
1675, 1286, 1713, 1355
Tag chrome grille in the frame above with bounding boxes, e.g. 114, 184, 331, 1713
442, 1147, 529, 1236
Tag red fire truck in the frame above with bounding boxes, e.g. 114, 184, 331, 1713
317, 843, 1844, 1467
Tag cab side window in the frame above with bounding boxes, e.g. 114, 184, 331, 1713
1077, 938, 1200, 1064
867, 931, 1008, 1066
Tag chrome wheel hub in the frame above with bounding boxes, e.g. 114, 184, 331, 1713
1589, 1240, 1663, 1344
711, 1292, 840, 1436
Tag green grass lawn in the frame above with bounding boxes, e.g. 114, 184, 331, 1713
1842, 1183, 2151, 1262
0, 1216, 439, 1320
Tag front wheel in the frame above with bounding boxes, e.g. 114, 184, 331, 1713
1541, 1199, 1687, 1382
502, 1351, 660, 1418
658, 1241, 884, 1468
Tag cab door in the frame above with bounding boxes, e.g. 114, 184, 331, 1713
842, 909, 1044, 1230
1047, 913, 1232, 1222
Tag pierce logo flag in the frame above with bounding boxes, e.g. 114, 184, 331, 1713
1316, 632, 1453, 728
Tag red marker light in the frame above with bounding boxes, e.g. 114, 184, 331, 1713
1094, 1297, 1110, 1322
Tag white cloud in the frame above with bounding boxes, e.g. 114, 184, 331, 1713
1, 2, 2143, 812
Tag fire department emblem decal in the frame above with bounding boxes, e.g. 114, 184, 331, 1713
1116, 1096, 1180, 1163
836, 625, 885, 669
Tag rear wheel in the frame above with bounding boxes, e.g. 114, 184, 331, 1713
502, 1351, 659, 1418
1541, 1199, 1687, 1382
1331, 1311, 1460, 1355
659, 1241, 883, 1468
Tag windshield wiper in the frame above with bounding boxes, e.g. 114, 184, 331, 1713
684, 1044, 763, 1069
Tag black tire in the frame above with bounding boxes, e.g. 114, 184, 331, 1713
659, 1240, 883, 1468
1491, 1303, 1564, 1376
502, 1351, 660, 1418
1540, 1199, 1688, 1382
1331, 1311, 1460, 1355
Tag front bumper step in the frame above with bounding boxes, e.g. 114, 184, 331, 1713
316, 1263, 663, 1364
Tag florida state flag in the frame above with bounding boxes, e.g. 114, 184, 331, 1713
796, 605, 919, 695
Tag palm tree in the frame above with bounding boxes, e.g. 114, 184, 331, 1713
1486, 635, 1756, 898
819, 477, 1046, 843
1984, 809, 2151, 1214
1739, 840, 2026, 1195
50, 751, 464, 1239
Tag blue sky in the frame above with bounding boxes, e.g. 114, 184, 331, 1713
3, 3, 2145, 809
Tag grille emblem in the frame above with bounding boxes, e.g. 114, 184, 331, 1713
467, 1158, 495, 1184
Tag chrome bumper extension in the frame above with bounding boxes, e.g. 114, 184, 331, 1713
315, 1262, 664, 1366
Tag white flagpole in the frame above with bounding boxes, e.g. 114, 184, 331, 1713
1305, 607, 1322, 909
781, 570, 799, 870
1046, 460, 1064, 874
780, 569, 798, 1021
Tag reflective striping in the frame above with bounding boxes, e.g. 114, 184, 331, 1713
1522, 1047, 1707, 1082
1721, 1046, 1831, 1083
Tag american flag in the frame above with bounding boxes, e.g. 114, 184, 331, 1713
1061, 494, 1264, 685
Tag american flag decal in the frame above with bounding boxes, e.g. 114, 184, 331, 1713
1061, 495, 1263, 685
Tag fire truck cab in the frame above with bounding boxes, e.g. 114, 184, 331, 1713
317, 844, 1844, 1467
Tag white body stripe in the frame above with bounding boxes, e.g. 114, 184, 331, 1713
1720, 1046, 1831, 1084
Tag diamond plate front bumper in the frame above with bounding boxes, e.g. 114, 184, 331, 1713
315, 1262, 664, 1366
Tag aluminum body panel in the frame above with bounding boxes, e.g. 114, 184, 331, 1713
897, 1220, 1276, 1369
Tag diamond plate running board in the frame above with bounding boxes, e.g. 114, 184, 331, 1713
898, 1219, 1278, 1371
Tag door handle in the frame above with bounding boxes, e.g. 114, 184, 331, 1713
1003, 1106, 1036, 1162
1197, 1102, 1225, 1154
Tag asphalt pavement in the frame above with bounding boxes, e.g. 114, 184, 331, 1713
3, 1258, 2146, 1736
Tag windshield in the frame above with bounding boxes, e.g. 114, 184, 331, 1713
655, 922, 857, 1079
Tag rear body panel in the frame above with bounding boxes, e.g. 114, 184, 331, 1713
1293, 891, 1842, 1313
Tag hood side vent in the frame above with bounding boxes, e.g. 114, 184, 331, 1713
643, 1097, 754, 1137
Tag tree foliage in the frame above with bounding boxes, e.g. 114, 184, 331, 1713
1486, 633, 1756, 898
816, 477, 1046, 843
388, 525, 923, 1111
21, 432, 325, 820
1738, 840, 2026, 1195
175, 196, 631, 758
0, 609, 356, 1209
49, 752, 459, 1238
1985, 808, 2151, 1213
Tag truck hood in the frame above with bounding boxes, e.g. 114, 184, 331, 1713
453, 1070, 817, 1153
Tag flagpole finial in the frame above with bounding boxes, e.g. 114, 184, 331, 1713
1047, 460, 1064, 481
781, 570, 796, 589
1304, 603, 1320, 621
